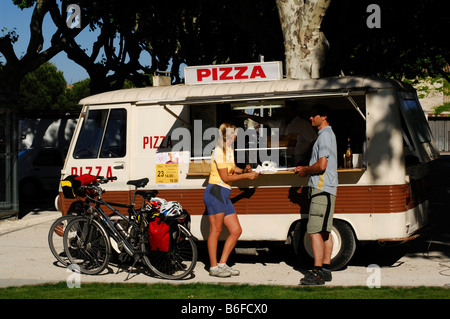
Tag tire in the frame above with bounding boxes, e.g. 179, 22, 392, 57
48, 215, 77, 266
143, 224, 197, 280
63, 216, 111, 275
293, 219, 356, 271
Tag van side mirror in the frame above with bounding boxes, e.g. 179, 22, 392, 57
81, 105, 90, 121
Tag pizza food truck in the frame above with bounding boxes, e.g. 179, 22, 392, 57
56, 62, 439, 270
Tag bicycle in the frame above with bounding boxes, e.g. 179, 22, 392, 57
62, 175, 197, 280
48, 175, 117, 272
48, 176, 96, 267
48, 210, 81, 266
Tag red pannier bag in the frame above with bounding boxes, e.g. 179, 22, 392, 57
148, 218, 170, 252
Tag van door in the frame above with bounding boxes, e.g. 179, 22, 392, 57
66, 105, 130, 191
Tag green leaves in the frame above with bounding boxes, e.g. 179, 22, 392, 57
12, 0, 36, 10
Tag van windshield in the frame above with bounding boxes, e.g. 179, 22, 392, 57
400, 99, 431, 144
73, 109, 127, 159
399, 96, 439, 163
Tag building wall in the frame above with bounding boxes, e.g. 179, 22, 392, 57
428, 116, 450, 152
0, 93, 19, 218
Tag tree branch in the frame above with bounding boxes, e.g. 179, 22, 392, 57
0, 34, 20, 65
26, 0, 52, 56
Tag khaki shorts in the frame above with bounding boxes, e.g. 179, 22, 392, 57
307, 188, 336, 234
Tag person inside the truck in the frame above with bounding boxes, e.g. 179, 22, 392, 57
203, 122, 259, 278
236, 101, 317, 166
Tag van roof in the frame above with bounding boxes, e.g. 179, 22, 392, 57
79, 76, 413, 106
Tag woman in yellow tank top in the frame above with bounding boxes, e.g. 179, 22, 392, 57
203, 123, 259, 277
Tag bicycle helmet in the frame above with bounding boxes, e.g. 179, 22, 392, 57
160, 201, 183, 217
144, 197, 167, 211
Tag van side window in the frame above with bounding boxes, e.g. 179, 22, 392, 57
73, 109, 127, 159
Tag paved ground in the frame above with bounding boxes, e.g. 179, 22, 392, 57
1, 156, 449, 289
1, 209, 449, 289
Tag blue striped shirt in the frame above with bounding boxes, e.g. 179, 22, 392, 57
308, 126, 338, 195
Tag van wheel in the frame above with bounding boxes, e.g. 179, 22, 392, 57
293, 219, 356, 271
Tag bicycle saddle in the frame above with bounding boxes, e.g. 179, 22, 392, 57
127, 178, 149, 188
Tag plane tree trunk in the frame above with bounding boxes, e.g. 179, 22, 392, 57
276, 0, 331, 79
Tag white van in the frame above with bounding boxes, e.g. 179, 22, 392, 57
57, 62, 439, 269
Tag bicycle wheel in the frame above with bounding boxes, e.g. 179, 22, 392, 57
48, 214, 77, 266
63, 216, 111, 275
143, 224, 197, 280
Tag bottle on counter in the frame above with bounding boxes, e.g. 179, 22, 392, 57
344, 137, 353, 168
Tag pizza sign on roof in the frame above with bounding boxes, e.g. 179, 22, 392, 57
184, 62, 282, 85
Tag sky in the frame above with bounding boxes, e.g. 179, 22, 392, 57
0, 1, 151, 84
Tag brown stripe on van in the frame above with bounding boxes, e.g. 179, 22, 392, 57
59, 182, 427, 217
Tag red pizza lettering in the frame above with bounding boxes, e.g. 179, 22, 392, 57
234, 66, 249, 80
195, 65, 267, 82
250, 65, 266, 79
219, 67, 233, 80
197, 69, 211, 81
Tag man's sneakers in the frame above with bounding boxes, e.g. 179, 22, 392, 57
322, 268, 332, 282
299, 267, 332, 285
209, 264, 240, 277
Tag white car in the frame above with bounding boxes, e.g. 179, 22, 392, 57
18, 148, 66, 198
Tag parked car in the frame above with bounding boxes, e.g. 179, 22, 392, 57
18, 148, 67, 198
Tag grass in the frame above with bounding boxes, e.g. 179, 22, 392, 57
0, 282, 449, 299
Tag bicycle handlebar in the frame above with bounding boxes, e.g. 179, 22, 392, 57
78, 176, 116, 197
96, 176, 117, 184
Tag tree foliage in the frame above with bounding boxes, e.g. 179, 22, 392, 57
1, 0, 449, 106
18, 62, 66, 114
136, 1, 284, 83
17, 62, 88, 117
322, 0, 449, 82
0, 0, 84, 94
1, 0, 285, 95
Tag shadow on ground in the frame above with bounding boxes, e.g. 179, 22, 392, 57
19, 190, 59, 219
348, 155, 450, 268
18, 156, 450, 271
197, 155, 450, 271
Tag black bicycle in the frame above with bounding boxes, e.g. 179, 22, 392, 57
62, 176, 197, 280
48, 213, 80, 266
49, 175, 100, 267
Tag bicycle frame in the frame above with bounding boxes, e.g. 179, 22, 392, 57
84, 190, 147, 258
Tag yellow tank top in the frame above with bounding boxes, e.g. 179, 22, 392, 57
208, 146, 235, 189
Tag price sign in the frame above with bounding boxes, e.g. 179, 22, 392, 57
156, 164, 179, 184
155, 152, 179, 187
